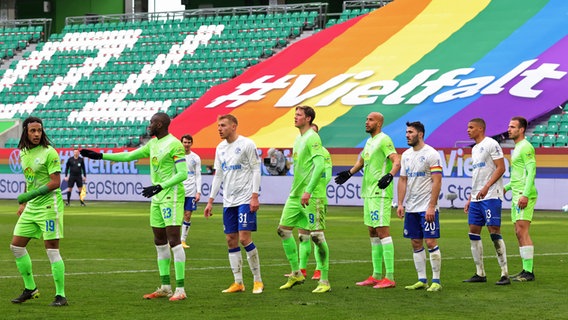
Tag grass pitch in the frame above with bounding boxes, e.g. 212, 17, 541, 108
1, 200, 567, 320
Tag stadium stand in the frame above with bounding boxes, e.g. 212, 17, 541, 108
0, 4, 327, 148
325, 0, 392, 28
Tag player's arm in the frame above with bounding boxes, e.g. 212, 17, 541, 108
335, 155, 364, 185
204, 168, 222, 218
17, 151, 62, 204
161, 158, 188, 189
476, 157, 505, 200
250, 150, 261, 212
426, 172, 442, 222
80, 157, 87, 180
64, 158, 70, 179
302, 154, 324, 206
518, 149, 537, 209
102, 147, 148, 162
195, 156, 202, 202
396, 175, 407, 219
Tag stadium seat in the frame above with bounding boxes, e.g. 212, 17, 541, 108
530, 135, 543, 148
558, 124, 568, 135
533, 124, 546, 134
546, 124, 559, 135
542, 135, 556, 147
554, 135, 568, 147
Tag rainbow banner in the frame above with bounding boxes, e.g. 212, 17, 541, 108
170, 0, 568, 148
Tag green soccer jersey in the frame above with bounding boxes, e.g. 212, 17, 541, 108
20, 145, 63, 209
104, 134, 188, 203
361, 132, 396, 198
312, 146, 332, 199
290, 129, 326, 197
505, 138, 537, 198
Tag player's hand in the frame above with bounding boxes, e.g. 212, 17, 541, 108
425, 206, 436, 222
16, 203, 25, 216
377, 173, 393, 189
64, 177, 69, 181
464, 200, 470, 214
142, 184, 163, 198
301, 192, 311, 207
80, 149, 103, 160
396, 206, 404, 219
334, 170, 352, 185
517, 195, 528, 209
204, 203, 213, 219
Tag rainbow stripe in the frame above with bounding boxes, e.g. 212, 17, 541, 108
170, 0, 568, 149
431, 166, 443, 175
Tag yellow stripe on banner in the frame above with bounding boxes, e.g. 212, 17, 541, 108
250, 0, 490, 148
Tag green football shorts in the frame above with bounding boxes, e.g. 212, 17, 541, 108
363, 197, 392, 228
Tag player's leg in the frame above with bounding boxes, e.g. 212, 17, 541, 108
403, 212, 428, 290
180, 197, 196, 248
374, 197, 395, 289
511, 196, 536, 281
464, 201, 486, 282
486, 199, 509, 284
222, 207, 245, 293
11, 208, 42, 304
356, 198, 382, 286
238, 204, 263, 294
144, 203, 173, 299
424, 210, 442, 291
43, 201, 68, 306
278, 197, 306, 289
309, 199, 330, 293
298, 230, 311, 277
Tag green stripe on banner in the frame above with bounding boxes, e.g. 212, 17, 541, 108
319, 0, 549, 147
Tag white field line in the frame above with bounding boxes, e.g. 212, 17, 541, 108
0, 252, 566, 279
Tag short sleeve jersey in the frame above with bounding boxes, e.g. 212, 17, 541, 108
290, 129, 326, 197
509, 138, 537, 198
312, 146, 332, 199
400, 144, 443, 212
470, 137, 504, 201
21, 145, 63, 210
183, 151, 202, 197
138, 134, 186, 203
213, 135, 260, 207
361, 132, 397, 198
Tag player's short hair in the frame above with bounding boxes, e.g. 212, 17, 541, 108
18, 116, 51, 150
469, 118, 486, 131
296, 105, 316, 124
511, 116, 527, 130
153, 112, 171, 129
181, 134, 193, 143
406, 121, 425, 135
218, 114, 238, 126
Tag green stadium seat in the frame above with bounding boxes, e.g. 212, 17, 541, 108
554, 135, 568, 147
532, 124, 546, 134
546, 124, 559, 134
558, 124, 568, 135
548, 114, 561, 125
542, 135, 556, 147
560, 113, 568, 125
530, 135, 543, 147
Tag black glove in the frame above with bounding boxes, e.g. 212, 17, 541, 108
334, 170, 352, 185
142, 184, 163, 198
80, 149, 103, 160
377, 173, 393, 189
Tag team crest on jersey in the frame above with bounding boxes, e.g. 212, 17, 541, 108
235, 147, 242, 154
419, 156, 426, 163
23, 167, 34, 183
151, 156, 159, 170
494, 146, 501, 155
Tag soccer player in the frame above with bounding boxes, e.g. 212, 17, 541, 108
204, 114, 263, 294
292, 123, 331, 281
81, 112, 189, 301
397, 121, 443, 292
335, 112, 400, 289
11, 116, 68, 306
278, 106, 331, 293
463, 118, 510, 285
64, 148, 87, 206
505, 116, 537, 281
180, 134, 202, 249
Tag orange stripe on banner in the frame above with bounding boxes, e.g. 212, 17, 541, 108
192, 0, 431, 146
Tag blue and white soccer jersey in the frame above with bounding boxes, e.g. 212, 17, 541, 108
469, 137, 504, 226
210, 135, 261, 233
183, 151, 202, 211
400, 144, 442, 239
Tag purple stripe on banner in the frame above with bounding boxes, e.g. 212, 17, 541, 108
427, 34, 568, 146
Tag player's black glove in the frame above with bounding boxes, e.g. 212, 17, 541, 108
142, 184, 163, 198
80, 149, 103, 160
377, 173, 393, 189
334, 170, 352, 185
